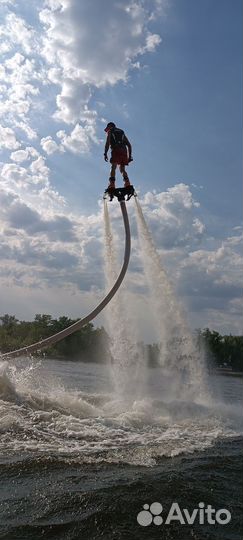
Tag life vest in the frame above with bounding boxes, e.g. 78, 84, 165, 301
110, 128, 126, 149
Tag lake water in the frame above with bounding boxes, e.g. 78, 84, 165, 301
0, 358, 242, 540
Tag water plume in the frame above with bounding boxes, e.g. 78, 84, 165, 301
134, 197, 208, 402
103, 201, 144, 398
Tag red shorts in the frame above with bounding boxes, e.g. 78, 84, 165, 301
110, 147, 129, 166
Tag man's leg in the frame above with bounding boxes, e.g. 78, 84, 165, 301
108, 163, 117, 189
120, 164, 131, 187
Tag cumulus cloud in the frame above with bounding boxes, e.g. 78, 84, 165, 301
6, 199, 77, 242
57, 121, 98, 154
0, 1, 165, 160
169, 229, 243, 334
40, 0, 163, 86
10, 149, 29, 163
0, 149, 66, 212
137, 183, 205, 249
179, 235, 242, 302
0, 193, 103, 295
0, 48, 40, 123
10, 146, 40, 163
38, 0, 164, 149
0, 126, 20, 150
0, 13, 38, 55
15, 121, 37, 141
40, 136, 59, 155
54, 82, 92, 125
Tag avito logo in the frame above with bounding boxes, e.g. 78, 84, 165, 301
137, 502, 231, 527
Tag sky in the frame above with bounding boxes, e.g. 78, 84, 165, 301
0, 0, 242, 340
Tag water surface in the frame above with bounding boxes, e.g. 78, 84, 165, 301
0, 358, 242, 539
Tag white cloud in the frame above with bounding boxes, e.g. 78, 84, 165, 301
0, 180, 103, 296
0, 40, 11, 54
0, 10, 45, 149
138, 183, 204, 249
40, 136, 59, 155
14, 121, 37, 141
10, 149, 29, 163
0, 150, 65, 211
0, 13, 38, 55
30, 156, 49, 177
175, 231, 243, 332
0, 53, 40, 121
39, 0, 165, 127
0, 0, 15, 5
0, 1, 165, 161
57, 121, 98, 154
53, 81, 92, 124
192, 218, 205, 235
144, 32, 161, 51
180, 237, 242, 292
0, 126, 20, 150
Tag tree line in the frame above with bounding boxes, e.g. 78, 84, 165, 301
0, 313, 110, 362
196, 328, 243, 372
0, 314, 242, 372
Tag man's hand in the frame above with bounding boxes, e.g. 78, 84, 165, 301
128, 156, 133, 163
104, 153, 108, 162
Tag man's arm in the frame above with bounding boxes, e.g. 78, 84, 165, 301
124, 135, 132, 160
104, 133, 110, 161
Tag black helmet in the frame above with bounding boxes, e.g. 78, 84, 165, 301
104, 122, 116, 132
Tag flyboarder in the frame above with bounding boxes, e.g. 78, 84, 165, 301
104, 122, 133, 190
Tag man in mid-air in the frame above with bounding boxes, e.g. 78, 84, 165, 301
104, 122, 133, 190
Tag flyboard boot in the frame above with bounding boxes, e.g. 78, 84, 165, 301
107, 177, 115, 190
123, 175, 131, 189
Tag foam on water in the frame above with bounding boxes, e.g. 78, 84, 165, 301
0, 359, 242, 466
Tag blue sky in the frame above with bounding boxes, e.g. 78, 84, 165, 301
0, 0, 242, 338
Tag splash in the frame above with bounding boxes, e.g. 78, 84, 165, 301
0, 361, 18, 401
0, 357, 241, 464
134, 197, 208, 402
